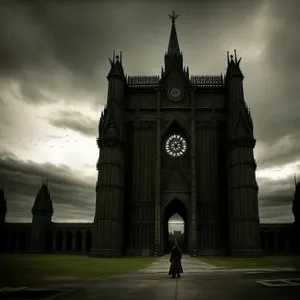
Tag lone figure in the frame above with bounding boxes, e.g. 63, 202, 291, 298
168, 241, 183, 278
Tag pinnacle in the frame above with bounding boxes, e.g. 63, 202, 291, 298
167, 18, 181, 56
32, 183, 53, 215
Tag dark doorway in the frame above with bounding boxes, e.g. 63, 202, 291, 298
56, 231, 63, 251
75, 231, 82, 252
161, 198, 188, 254
45, 230, 53, 252
85, 231, 92, 253
168, 214, 185, 251
66, 231, 72, 252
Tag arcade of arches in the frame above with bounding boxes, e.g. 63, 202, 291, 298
3, 229, 93, 254
1, 223, 297, 255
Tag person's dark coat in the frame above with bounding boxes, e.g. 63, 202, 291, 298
168, 246, 183, 275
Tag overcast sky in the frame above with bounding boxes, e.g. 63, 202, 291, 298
0, 0, 299, 226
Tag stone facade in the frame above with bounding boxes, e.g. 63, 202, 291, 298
0, 13, 299, 257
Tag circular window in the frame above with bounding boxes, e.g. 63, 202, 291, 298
165, 134, 188, 157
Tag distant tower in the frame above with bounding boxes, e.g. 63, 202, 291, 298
292, 174, 300, 224
0, 188, 7, 252
225, 51, 262, 256
0, 187, 7, 224
90, 52, 126, 257
29, 181, 54, 253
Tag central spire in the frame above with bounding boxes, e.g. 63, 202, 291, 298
167, 10, 180, 56
164, 10, 183, 73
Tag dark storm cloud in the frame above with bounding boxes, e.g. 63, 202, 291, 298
256, 133, 300, 169
48, 110, 98, 137
247, 0, 300, 167
0, 0, 263, 106
0, 149, 95, 222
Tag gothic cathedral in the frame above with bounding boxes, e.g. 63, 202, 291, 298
90, 12, 262, 257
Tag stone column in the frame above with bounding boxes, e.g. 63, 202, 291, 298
265, 235, 269, 253
72, 232, 77, 253
52, 232, 57, 252
190, 88, 197, 255
274, 233, 278, 252
82, 232, 87, 254
15, 234, 20, 253
62, 232, 67, 252
154, 88, 161, 256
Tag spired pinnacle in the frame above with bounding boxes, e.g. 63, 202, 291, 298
0, 187, 7, 214
107, 51, 124, 78
32, 183, 53, 215
167, 10, 181, 56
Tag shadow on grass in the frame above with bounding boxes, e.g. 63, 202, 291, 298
196, 255, 300, 269
0, 254, 157, 287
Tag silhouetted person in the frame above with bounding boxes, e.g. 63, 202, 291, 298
168, 241, 183, 278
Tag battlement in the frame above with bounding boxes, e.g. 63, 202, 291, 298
190, 75, 224, 87
50, 222, 93, 224
5, 222, 31, 225
260, 222, 293, 226
127, 75, 160, 87
126, 75, 224, 88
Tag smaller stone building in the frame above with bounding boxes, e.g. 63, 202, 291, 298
0, 184, 93, 255
0, 182, 299, 256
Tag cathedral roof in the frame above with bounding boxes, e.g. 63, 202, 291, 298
32, 183, 53, 215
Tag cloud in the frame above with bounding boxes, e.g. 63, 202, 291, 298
255, 134, 300, 169
0, 0, 299, 223
0, 149, 96, 222
48, 110, 98, 137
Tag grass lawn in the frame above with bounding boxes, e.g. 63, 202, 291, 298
196, 255, 300, 269
0, 254, 157, 287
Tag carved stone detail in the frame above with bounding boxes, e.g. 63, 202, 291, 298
196, 121, 220, 129
98, 137, 124, 148
133, 120, 156, 129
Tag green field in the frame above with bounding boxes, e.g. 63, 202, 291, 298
196, 255, 300, 269
0, 254, 156, 287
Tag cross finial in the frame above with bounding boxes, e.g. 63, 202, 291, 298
168, 10, 179, 24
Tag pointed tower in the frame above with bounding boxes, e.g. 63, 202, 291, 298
0, 188, 7, 224
225, 50, 262, 256
0, 188, 7, 252
292, 174, 300, 225
90, 51, 126, 257
164, 10, 183, 74
29, 181, 53, 253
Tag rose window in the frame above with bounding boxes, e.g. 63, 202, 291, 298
165, 134, 187, 157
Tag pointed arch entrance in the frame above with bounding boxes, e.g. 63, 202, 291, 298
161, 197, 189, 254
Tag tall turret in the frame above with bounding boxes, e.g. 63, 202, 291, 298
0, 188, 7, 224
164, 10, 183, 74
225, 50, 262, 256
29, 181, 53, 253
0, 188, 7, 252
90, 51, 126, 257
292, 175, 300, 225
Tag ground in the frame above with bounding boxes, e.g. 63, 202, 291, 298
195, 255, 300, 269
1, 254, 300, 299
0, 254, 156, 287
